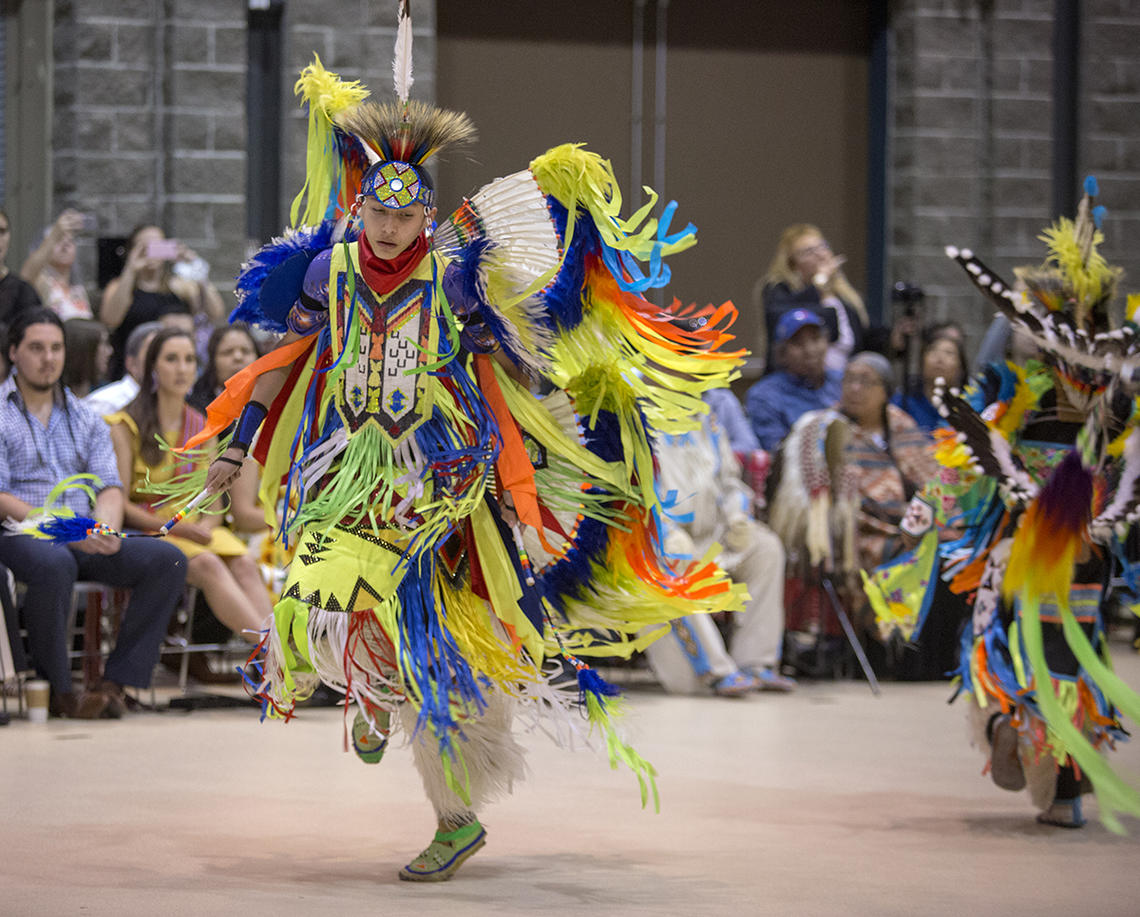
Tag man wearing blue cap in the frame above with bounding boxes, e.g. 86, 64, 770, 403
745, 309, 842, 451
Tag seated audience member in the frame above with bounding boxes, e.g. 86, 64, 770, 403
100, 225, 224, 380
188, 323, 269, 541
703, 386, 759, 453
756, 224, 870, 374
84, 321, 162, 417
746, 309, 842, 451
107, 328, 271, 643
0, 308, 186, 718
843, 353, 975, 679
838, 352, 947, 674
892, 322, 969, 432
21, 210, 93, 321
187, 322, 260, 416
703, 387, 771, 513
646, 410, 793, 694
62, 318, 112, 398
839, 352, 936, 572
0, 208, 42, 365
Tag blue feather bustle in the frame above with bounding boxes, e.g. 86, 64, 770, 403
231, 220, 343, 332
535, 409, 625, 618
396, 553, 486, 752
541, 199, 591, 332
447, 237, 540, 367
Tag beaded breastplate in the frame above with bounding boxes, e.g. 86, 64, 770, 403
330, 248, 440, 446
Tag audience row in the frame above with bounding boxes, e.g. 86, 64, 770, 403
0, 307, 271, 718
0, 210, 1010, 710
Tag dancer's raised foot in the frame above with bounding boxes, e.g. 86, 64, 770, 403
988, 714, 1026, 791
350, 708, 391, 764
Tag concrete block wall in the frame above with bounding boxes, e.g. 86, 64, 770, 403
48, 0, 436, 300
1083, 0, 1140, 307
40, 0, 1137, 329
890, 0, 1140, 350
52, 0, 247, 294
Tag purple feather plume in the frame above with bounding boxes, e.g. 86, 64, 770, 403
1037, 449, 1092, 533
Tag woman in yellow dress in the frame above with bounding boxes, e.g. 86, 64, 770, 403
107, 327, 270, 642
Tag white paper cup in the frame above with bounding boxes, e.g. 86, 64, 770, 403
25, 679, 50, 723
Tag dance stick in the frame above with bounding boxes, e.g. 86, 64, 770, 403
157, 489, 213, 536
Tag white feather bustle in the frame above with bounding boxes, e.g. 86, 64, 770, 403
434, 169, 564, 376
769, 408, 857, 572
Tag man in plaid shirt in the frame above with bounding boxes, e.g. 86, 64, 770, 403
0, 308, 186, 718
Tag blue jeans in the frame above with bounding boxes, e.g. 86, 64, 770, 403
0, 534, 186, 693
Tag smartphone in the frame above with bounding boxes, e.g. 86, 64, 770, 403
146, 239, 179, 261
75, 212, 97, 233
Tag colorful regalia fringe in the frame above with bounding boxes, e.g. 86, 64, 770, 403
866, 178, 1140, 831
191, 59, 748, 813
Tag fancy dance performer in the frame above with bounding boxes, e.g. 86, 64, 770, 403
180, 5, 745, 881
866, 178, 1140, 831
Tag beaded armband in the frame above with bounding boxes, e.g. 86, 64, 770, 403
231, 401, 269, 455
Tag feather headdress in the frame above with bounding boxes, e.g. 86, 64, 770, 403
335, 100, 476, 175
945, 177, 1137, 411
289, 0, 474, 226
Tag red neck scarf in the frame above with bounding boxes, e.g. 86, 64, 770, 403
357, 232, 430, 296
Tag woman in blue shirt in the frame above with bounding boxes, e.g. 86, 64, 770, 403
891, 322, 968, 433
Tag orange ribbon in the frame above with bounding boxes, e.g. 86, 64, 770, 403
472, 354, 559, 555
181, 335, 315, 451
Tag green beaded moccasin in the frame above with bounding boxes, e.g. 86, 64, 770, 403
350, 708, 391, 765
398, 821, 487, 882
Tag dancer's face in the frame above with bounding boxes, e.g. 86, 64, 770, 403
361, 200, 436, 259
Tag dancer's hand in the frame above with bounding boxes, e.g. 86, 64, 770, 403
723, 516, 754, 553
499, 493, 518, 527
205, 447, 246, 494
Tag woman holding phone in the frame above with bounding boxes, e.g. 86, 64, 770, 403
100, 224, 224, 379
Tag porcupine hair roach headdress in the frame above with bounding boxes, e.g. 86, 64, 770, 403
944, 176, 1138, 408
289, 0, 475, 227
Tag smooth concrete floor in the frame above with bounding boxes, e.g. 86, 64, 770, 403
4, 648, 1140, 917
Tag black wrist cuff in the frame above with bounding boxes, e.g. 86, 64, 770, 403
231, 401, 268, 455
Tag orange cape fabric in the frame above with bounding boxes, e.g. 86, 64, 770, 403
181, 335, 315, 451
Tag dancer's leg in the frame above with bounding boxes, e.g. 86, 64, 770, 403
398, 690, 524, 881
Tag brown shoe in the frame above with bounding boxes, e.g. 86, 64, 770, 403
49, 690, 80, 718
75, 689, 110, 719
100, 682, 127, 719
